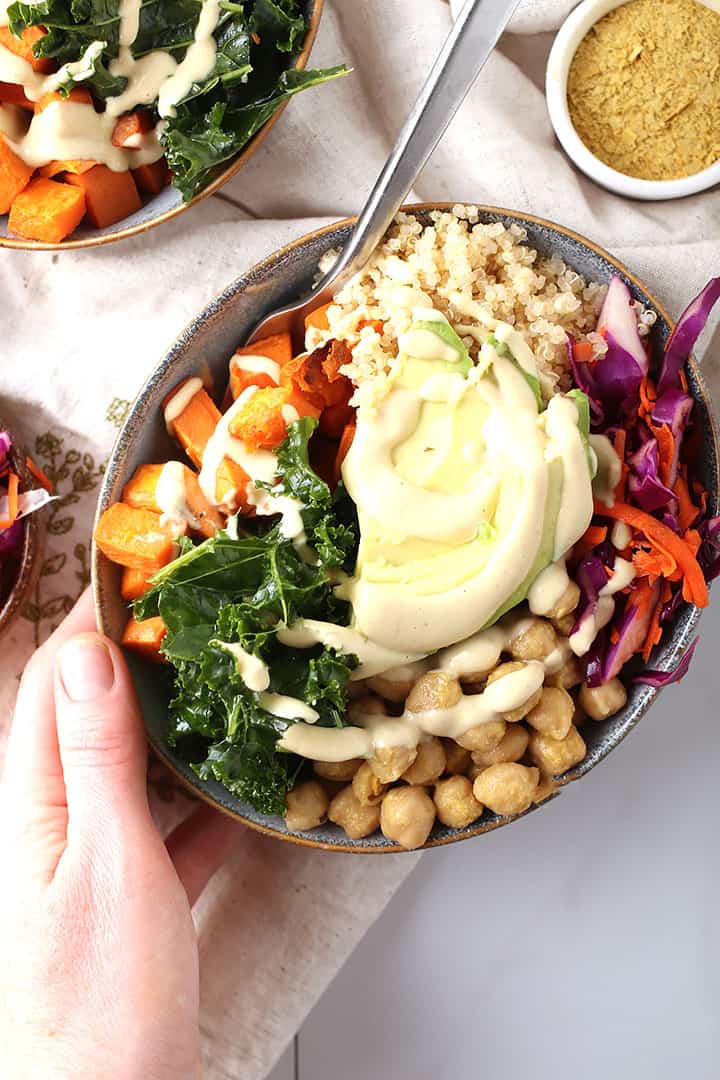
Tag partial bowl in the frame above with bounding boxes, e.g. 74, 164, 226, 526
546, 0, 720, 200
93, 204, 719, 852
0, 0, 324, 251
0, 421, 39, 633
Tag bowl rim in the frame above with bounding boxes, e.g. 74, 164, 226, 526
0, 0, 325, 252
93, 201, 719, 852
545, 0, 720, 201
0, 422, 39, 633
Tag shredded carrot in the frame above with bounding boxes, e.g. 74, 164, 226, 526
684, 528, 701, 556
25, 455, 53, 493
632, 545, 675, 580
641, 591, 665, 662
572, 341, 594, 363
611, 429, 628, 500
648, 422, 674, 487
595, 499, 708, 608
638, 377, 657, 419
0, 471, 19, 528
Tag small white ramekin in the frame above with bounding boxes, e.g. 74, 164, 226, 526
545, 0, 720, 200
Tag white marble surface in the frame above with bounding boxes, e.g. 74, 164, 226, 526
269, 599, 720, 1080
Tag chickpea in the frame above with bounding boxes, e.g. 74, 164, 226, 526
401, 736, 446, 785
284, 781, 329, 832
442, 738, 472, 775
533, 774, 558, 804
368, 744, 418, 783
526, 686, 574, 740
545, 654, 583, 690
551, 611, 577, 636
380, 786, 436, 850
545, 581, 580, 621
509, 617, 557, 662
352, 761, 388, 806
405, 669, 462, 712
471, 723, 529, 766
366, 660, 430, 703
328, 786, 381, 840
528, 724, 586, 776
457, 719, 507, 751
578, 677, 628, 721
313, 758, 363, 782
472, 763, 540, 816
347, 695, 386, 724
485, 661, 542, 722
433, 775, 484, 829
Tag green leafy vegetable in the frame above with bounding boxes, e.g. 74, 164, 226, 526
134, 420, 359, 816
7, 0, 349, 197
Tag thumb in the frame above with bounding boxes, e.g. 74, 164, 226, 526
54, 633, 152, 844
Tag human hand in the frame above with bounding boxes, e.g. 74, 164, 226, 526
0, 590, 242, 1080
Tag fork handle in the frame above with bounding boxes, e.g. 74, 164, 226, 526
316, 0, 521, 295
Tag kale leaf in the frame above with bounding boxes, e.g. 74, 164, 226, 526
133, 425, 359, 815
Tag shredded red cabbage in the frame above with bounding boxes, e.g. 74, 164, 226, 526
658, 278, 720, 396
627, 438, 677, 512
632, 638, 699, 688
698, 515, 720, 583
592, 276, 649, 407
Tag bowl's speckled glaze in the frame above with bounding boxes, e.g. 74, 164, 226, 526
92, 205, 719, 852
0, 0, 323, 251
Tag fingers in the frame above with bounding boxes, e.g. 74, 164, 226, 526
3, 591, 97, 877
53, 632, 152, 849
165, 804, 244, 907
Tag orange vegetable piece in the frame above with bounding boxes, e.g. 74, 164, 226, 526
34, 87, 93, 113
236, 331, 292, 368
282, 342, 352, 410
111, 110, 153, 148
281, 382, 322, 421
0, 26, 55, 74
132, 158, 170, 195
595, 499, 708, 608
572, 341, 593, 363
673, 469, 700, 532
163, 382, 251, 512
334, 421, 356, 484
304, 302, 332, 334
38, 159, 97, 179
229, 361, 278, 401
94, 503, 176, 575
122, 461, 224, 539
121, 615, 167, 664
65, 164, 141, 228
0, 472, 19, 528
25, 455, 53, 492
8, 177, 86, 243
120, 567, 153, 602
319, 403, 354, 439
229, 386, 290, 451
0, 81, 33, 109
0, 134, 34, 215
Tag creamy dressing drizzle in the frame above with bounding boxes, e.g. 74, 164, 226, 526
611, 520, 632, 549
230, 355, 281, 383
259, 692, 319, 724
590, 434, 622, 507
276, 619, 426, 680
569, 556, 636, 656
164, 377, 203, 433
527, 560, 570, 615
213, 640, 271, 692
155, 460, 198, 537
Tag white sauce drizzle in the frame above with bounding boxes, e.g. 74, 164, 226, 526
527, 560, 570, 616
543, 394, 594, 559
611, 520, 632, 549
157, 0, 220, 119
569, 556, 636, 656
276, 619, 426, 680
259, 692, 319, 724
155, 461, 198, 537
590, 434, 622, 507
230, 355, 281, 384
164, 377, 203, 433
213, 641, 271, 692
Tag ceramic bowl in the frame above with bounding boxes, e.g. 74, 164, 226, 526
546, 0, 720, 200
0, 0, 324, 251
92, 204, 719, 852
0, 421, 39, 633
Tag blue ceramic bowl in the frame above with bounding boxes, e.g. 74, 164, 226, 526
92, 205, 719, 851
0, 0, 323, 251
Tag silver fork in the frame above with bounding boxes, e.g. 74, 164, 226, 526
245, 0, 521, 346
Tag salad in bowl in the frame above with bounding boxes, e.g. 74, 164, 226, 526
0, 0, 343, 245
93, 207, 720, 850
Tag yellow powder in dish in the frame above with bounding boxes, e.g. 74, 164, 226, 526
567, 0, 720, 180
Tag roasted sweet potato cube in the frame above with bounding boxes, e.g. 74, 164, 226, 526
121, 616, 167, 663
8, 177, 86, 243
94, 503, 176, 574
65, 164, 141, 228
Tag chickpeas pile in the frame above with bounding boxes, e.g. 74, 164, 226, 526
284, 607, 629, 850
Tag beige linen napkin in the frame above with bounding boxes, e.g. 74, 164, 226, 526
2, 2, 719, 1078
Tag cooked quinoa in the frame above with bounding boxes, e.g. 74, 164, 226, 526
311, 205, 609, 397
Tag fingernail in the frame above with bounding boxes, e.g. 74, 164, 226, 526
58, 636, 115, 702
